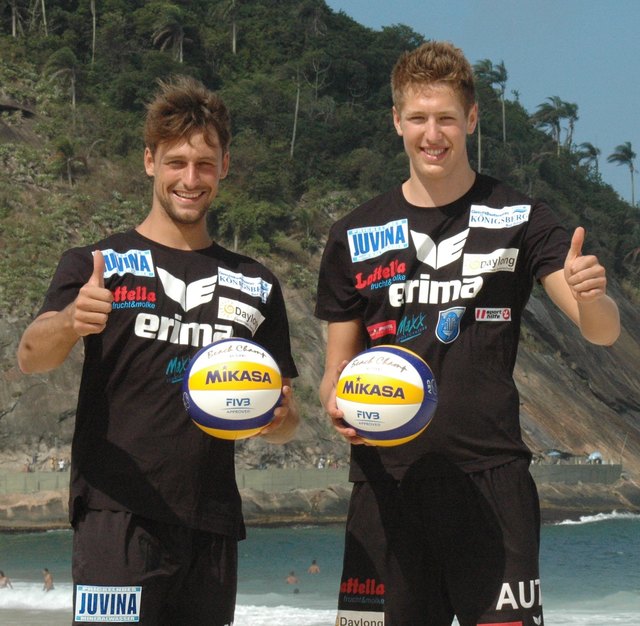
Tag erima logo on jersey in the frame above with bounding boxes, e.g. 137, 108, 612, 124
469, 204, 531, 229
101, 249, 155, 278
218, 267, 272, 303
411, 228, 469, 269
347, 219, 409, 262
157, 267, 217, 312
462, 248, 519, 275
74, 585, 141, 622
218, 296, 265, 334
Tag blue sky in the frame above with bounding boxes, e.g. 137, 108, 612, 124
325, 0, 639, 206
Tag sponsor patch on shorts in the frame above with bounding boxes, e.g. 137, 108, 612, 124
336, 609, 385, 625
75, 585, 142, 622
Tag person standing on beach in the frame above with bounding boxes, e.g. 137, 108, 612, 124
42, 568, 54, 592
17, 75, 299, 626
315, 41, 620, 625
0, 570, 13, 589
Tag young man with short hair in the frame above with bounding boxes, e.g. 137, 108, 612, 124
18, 75, 299, 625
316, 41, 619, 626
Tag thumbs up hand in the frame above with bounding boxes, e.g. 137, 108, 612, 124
563, 227, 607, 303
72, 250, 114, 336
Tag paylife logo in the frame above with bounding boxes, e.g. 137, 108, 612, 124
347, 219, 409, 262
469, 204, 531, 229
102, 248, 155, 278
462, 248, 519, 275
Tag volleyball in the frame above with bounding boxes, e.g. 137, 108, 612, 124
182, 338, 282, 440
335, 345, 437, 446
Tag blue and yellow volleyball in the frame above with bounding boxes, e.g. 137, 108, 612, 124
182, 338, 282, 440
335, 345, 438, 446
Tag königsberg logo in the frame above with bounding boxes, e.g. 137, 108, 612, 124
218, 267, 272, 303
469, 204, 531, 229
347, 219, 409, 262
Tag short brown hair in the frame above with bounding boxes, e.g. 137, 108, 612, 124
391, 41, 476, 113
144, 75, 231, 155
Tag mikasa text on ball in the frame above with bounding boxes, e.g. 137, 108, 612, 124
182, 338, 282, 440
335, 345, 437, 446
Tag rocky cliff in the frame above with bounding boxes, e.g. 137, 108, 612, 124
2, 275, 639, 476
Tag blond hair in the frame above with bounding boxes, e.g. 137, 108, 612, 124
391, 41, 476, 113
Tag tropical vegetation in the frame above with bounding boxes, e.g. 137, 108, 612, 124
1, 0, 639, 317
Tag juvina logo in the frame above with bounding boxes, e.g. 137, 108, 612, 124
347, 219, 409, 262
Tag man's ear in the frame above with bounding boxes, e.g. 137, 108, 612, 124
467, 103, 479, 135
143, 147, 155, 177
392, 106, 403, 136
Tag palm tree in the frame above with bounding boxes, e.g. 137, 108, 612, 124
473, 59, 508, 143
561, 101, 579, 149
152, 4, 186, 63
577, 142, 601, 175
46, 47, 80, 129
532, 96, 564, 156
608, 141, 637, 207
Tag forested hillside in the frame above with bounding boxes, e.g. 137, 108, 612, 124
1, 0, 639, 480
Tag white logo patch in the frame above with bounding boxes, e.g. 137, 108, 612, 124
218, 267, 272, 303
102, 249, 155, 278
411, 229, 469, 269
469, 204, 531, 229
475, 307, 512, 321
157, 267, 217, 312
74, 585, 142, 622
336, 609, 384, 626
218, 296, 265, 334
347, 219, 409, 262
462, 248, 519, 275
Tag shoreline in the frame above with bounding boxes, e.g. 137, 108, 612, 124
1, 477, 639, 532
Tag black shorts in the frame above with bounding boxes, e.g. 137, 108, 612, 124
336, 456, 543, 626
72, 509, 237, 625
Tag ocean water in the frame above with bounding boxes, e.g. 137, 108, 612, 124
0, 512, 638, 625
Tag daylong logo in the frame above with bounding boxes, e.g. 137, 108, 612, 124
411, 228, 469, 269
469, 204, 531, 229
102, 248, 155, 278
217, 267, 272, 303
218, 297, 265, 334
347, 219, 409, 262
157, 267, 217, 312
462, 248, 519, 275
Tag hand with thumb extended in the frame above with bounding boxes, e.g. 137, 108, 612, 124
72, 250, 114, 336
563, 226, 607, 303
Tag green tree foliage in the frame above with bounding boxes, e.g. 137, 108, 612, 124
0, 0, 639, 316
